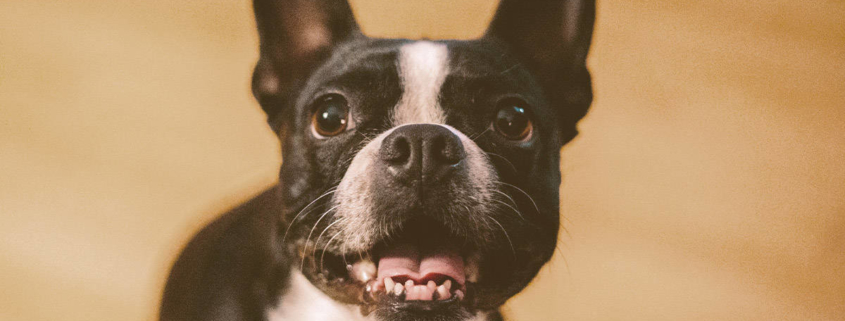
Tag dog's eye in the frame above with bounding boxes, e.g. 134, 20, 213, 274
312, 94, 349, 137
493, 99, 533, 141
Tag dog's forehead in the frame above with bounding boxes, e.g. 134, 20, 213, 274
327, 38, 515, 73
299, 38, 541, 128
315, 38, 523, 89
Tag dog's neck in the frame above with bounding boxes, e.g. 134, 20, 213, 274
266, 271, 493, 321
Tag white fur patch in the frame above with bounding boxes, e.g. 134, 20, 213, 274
471, 311, 491, 321
392, 41, 450, 125
266, 271, 373, 321
329, 127, 398, 253
331, 124, 496, 253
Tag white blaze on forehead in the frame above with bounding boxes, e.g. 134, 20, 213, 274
393, 41, 449, 125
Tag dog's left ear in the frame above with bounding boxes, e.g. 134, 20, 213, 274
486, 0, 596, 143
252, 0, 361, 128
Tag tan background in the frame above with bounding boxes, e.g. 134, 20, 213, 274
1, 0, 843, 320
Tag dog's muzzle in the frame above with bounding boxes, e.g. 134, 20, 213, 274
292, 123, 510, 315
370, 125, 470, 301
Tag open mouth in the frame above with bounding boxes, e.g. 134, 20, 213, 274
305, 218, 477, 312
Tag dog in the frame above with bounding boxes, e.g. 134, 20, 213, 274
159, 0, 594, 320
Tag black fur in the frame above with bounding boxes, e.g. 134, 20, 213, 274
160, 0, 594, 320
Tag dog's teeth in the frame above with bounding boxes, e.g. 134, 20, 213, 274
443, 279, 452, 291
454, 289, 464, 301
426, 280, 436, 291
436, 284, 450, 300
362, 281, 378, 304
349, 260, 376, 283
384, 277, 395, 292
404, 279, 414, 289
422, 285, 434, 301
406, 286, 418, 301
394, 283, 404, 297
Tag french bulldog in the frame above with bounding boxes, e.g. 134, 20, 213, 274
160, 0, 595, 320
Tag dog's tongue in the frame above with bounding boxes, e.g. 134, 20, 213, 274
377, 242, 465, 287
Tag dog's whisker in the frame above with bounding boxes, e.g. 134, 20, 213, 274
300, 205, 339, 272
486, 152, 518, 174
499, 62, 522, 75
461, 204, 481, 238
485, 216, 517, 260
469, 127, 491, 141
282, 204, 325, 246
312, 218, 345, 256
492, 189, 519, 209
553, 243, 572, 275
340, 238, 350, 267
281, 187, 338, 243
497, 181, 541, 214
319, 229, 345, 273
492, 198, 525, 222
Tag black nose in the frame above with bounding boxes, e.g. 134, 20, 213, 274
379, 124, 466, 184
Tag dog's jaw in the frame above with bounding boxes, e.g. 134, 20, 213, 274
266, 271, 493, 321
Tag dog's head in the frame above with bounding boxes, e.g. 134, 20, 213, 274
252, 0, 594, 319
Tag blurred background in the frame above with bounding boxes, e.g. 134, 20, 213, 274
1, 0, 843, 320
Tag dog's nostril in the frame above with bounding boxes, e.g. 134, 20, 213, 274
382, 136, 411, 164
431, 135, 464, 166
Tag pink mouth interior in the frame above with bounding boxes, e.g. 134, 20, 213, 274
376, 242, 466, 292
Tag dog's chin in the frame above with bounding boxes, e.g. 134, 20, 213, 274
292, 217, 527, 319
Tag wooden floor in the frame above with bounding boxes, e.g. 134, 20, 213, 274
1, 1, 843, 320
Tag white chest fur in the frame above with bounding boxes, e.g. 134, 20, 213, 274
266, 271, 373, 321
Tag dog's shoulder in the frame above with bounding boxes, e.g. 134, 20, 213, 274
160, 186, 288, 321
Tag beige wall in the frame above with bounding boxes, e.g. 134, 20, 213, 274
1, 0, 843, 320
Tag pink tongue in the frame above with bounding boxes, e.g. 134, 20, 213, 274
377, 242, 465, 288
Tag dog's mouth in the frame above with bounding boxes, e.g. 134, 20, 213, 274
298, 218, 478, 314
368, 218, 472, 303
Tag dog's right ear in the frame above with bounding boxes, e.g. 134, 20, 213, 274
252, 0, 360, 128
485, 0, 596, 144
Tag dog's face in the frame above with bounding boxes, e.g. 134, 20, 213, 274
252, 1, 594, 320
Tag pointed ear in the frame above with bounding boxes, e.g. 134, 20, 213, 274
485, 0, 596, 143
252, 0, 361, 127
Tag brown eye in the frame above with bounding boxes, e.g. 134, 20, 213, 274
312, 94, 349, 137
494, 100, 533, 140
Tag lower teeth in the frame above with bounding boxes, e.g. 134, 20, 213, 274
365, 277, 461, 302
